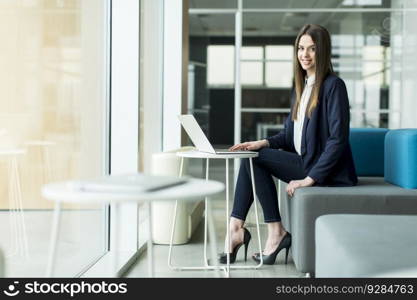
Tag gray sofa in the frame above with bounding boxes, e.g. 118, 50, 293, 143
315, 214, 417, 277
282, 177, 417, 274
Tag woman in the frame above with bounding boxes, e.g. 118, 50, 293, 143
219, 24, 358, 265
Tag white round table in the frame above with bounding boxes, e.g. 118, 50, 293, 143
42, 176, 224, 277
176, 150, 259, 160
171, 150, 264, 277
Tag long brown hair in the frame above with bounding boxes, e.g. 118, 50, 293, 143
292, 24, 334, 120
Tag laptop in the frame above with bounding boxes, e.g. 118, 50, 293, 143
68, 173, 187, 193
178, 114, 256, 155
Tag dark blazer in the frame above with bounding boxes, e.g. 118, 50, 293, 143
266, 74, 358, 186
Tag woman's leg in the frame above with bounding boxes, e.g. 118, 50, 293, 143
232, 148, 305, 222
226, 148, 305, 253
253, 148, 306, 254
263, 222, 287, 255
224, 216, 245, 252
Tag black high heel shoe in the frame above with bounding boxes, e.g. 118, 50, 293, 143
219, 228, 251, 264
252, 232, 292, 265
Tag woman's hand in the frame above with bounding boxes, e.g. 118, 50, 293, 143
229, 139, 269, 151
286, 176, 315, 197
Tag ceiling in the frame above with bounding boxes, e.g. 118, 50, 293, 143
189, 0, 395, 37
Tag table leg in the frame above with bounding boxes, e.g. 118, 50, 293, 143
206, 196, 221, 277
46, 202, 62, 277
203, 158, 209, 266
167, 200, 178, 270
179, 156, 184, 177
148, 201, 154, 277
167, 157, 184, 270
225, 158, 230, 277
167, 156, 225, 275
111, 204, 119, 277
249, 157, 263, 268
13, 157, 29, 259
7, 159, 18, 257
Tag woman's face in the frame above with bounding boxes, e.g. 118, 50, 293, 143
297, 34, 316, 75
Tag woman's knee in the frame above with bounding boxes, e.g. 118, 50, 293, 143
241, 148, 273, 169
256, 148, 272, 163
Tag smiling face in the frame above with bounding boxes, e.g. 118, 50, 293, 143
292, 24, 334, 121
297, 34, 316, 76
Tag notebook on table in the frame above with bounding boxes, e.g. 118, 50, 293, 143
68, 173, 187, 193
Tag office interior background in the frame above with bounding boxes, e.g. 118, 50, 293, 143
0, 0, 416, 277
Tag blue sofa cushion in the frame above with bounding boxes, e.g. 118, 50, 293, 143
350, 128, 389, 176
385, 129, 417, 189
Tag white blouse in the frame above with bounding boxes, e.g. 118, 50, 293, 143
294, 75, 315, 155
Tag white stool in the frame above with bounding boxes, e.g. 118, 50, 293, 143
168, 150, 263, 277
151, 147, 200, 245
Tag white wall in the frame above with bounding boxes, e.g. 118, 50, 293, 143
80, 0, 107, 178
111, 1, 140, 173
163, 0, 188, 151
141, 0, 164, 173
110, 0, 140, 252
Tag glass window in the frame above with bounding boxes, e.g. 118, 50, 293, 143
241, 46, 263, 86
265, 45, 293, 60
342, 0, 383, 6
265, 46, 293, 88
207, 45, 235, 86
363, 45, 385, 85
242, 112, 289, 142
0, 0, 108, 276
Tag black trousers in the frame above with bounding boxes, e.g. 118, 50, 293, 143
231, 148, 306, 223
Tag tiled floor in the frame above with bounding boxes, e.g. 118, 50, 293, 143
125, 158, 304, 278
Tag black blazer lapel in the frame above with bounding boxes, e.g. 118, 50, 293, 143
300, 115, 309, 156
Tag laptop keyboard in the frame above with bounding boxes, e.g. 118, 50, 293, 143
215, 149, 254, 154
